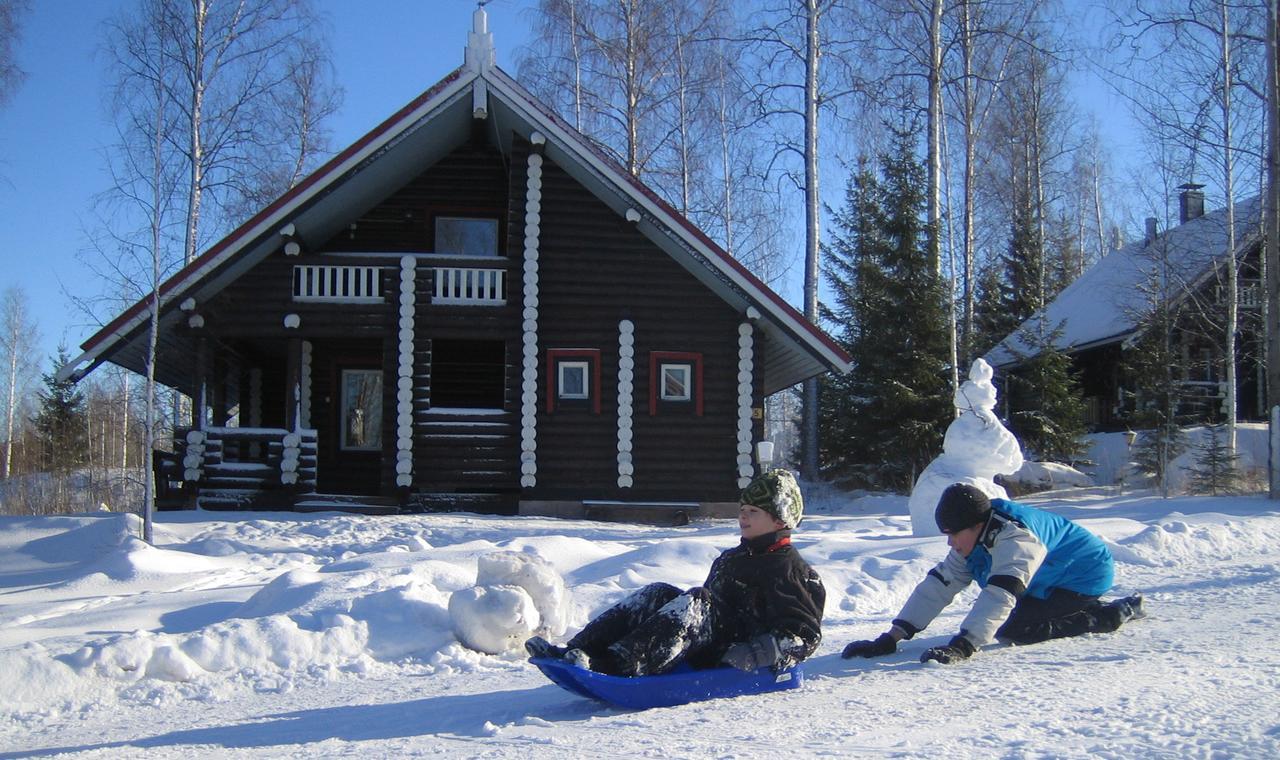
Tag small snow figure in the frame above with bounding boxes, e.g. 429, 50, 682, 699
907, 358, 1024, 536
449, 551, 570, 655
525, 469, 825, 677
842, 484, 1144, 665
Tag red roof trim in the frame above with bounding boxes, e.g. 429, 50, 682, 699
81, 67, 468, 354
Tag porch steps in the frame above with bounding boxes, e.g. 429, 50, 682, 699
409, 491, 519, 515
293, 494, 402, 515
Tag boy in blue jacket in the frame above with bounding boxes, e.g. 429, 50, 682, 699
842, 483, 1143, 664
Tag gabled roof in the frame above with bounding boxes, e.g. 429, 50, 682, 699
986, 195, 1264, 368
61, 10, 849, 396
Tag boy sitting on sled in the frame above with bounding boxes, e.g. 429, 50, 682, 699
526, 469, 825, 677
842, 483, 1143, 665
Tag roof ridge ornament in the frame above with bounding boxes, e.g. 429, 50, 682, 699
465, 5, 495, 75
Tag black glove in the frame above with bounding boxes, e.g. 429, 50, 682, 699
920, 635, 976, 664
721, 633, 782, 672
842, 632, 898, 659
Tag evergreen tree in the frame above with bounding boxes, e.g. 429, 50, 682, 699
969, 199, 1046, 363
971, 260, 1014, 358
1004, 322, 1088, 464
31, 347, 88, 475
1186, 425, 1241, 495
820, 124, 951, 491
1123, 265, 1188, 496
1000, 199, 1046, 325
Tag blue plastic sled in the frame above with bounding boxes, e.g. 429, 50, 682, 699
530, 657, 803, 709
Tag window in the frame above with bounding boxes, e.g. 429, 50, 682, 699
545, 349, 602, 413
660, 363, 692, 401
559, 361, 589, 400
431, 340, 505, 409
649, 351, 703, 416
341, 369, 382, 451
435, 217, 499, 257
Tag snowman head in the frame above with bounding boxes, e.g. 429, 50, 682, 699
953, 359, 997, 413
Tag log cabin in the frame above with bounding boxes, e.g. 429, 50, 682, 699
59, 10, 851, 520
986, 185, 1266, 434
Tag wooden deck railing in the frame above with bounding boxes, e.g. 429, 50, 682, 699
171, 427, 318, 508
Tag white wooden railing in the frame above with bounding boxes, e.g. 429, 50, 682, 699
293, 265, 383, 303
433, 267, 506, 305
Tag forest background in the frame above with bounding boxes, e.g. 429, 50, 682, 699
0, 0, 1276, 511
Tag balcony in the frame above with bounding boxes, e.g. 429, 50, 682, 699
433, 266, 506, 305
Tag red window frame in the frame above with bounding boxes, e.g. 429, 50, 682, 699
546, 348, 602, 414
649, 351, 703, 416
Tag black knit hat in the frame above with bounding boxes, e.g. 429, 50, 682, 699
934, 483, 992, 533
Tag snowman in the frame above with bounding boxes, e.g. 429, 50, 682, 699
906, 358, 1024, 536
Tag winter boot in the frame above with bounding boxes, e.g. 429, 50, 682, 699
1109, 594, 1145, 623
564, 648, 592, 670
525, 636, 569, 661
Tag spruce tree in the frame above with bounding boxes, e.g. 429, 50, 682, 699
1004, 323, 1088, 464
972, 261, 1015, 358
1124, 271, 1188, 495
820, 124, 951, 491
31, 347, 88, 475
1187, 425, 1241, 495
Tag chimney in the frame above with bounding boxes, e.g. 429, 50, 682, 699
1179, 183, 1205, 224
1145, 217, 1158, 244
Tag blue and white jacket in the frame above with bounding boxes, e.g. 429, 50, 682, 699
892, 499, 1114, 648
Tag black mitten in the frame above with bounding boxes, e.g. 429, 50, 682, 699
920, 635, 976, 664
721, 633, 782, 672
841, 632, 898, 659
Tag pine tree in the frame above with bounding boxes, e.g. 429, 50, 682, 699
820, 123, 951, 491
1004, 322, 1088, 464
1186, 425, 1241, 495
31, 347, 88, 475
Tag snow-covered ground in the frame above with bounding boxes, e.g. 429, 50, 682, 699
2, 486, 1279, 758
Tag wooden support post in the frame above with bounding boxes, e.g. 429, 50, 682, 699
193, 337, 209, 431
285, 338, 302, 433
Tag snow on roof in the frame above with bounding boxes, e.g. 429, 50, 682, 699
986, 195, 1264, 368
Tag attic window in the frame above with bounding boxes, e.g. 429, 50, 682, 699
650, 351, 703, 416
660, 364, 692, 401
546, 348, 602, 414
435, 217, 499, 257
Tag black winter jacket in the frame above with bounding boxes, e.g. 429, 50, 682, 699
700, 531, 826, 667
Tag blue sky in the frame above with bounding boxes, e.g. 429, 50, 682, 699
0, 1, 1139, 379
0, 0, 538, 372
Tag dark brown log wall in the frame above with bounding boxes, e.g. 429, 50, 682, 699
529, 148, 752, 504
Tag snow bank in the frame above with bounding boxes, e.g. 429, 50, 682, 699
3, 492, 1280, 758
449, 551, 572, 654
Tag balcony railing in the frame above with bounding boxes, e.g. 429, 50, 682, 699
434, 267, 506, 305
293, 265, 383, 303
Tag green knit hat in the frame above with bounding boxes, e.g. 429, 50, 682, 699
739, 469, 804, 530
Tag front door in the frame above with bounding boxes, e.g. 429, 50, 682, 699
314, 342, 385, 494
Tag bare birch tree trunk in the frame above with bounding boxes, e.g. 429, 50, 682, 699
1, 288, 37, 481
1221, 0, 1238, 455
801, 0, 822, 479
1266, 0, 1279, 497
927, 0, 943, 274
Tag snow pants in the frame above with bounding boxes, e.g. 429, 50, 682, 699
995, 588, 1123, 644
566, 582, 720, 676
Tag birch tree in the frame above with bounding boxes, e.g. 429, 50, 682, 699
1, 286, 38, 480
742, 0, 866, 478
1103, 0, 1270, 456
1266, 0, 1278, 496
0, 0, 26, 110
